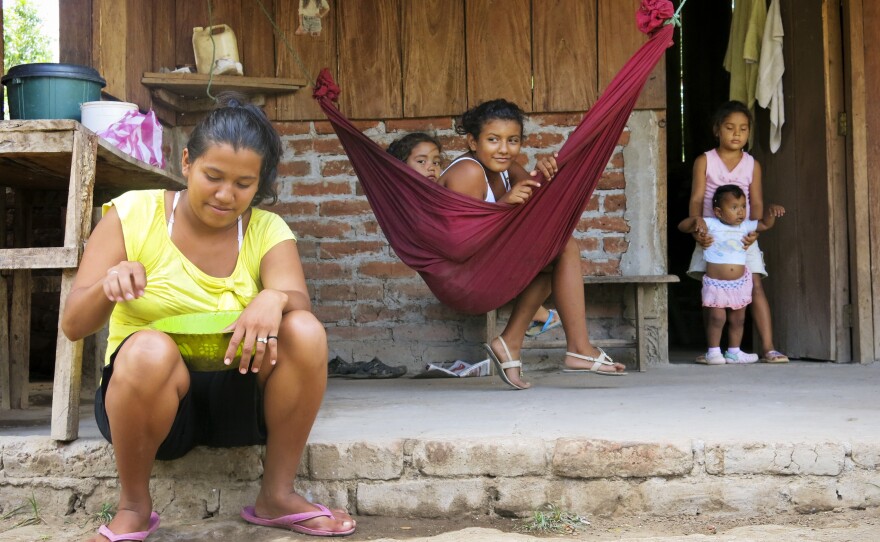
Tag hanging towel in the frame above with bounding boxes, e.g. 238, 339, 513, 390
723, 0, 767, 110
756, 0, 785, 153
312, 23, 675, 314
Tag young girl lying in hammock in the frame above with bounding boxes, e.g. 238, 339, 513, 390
387, 131, 564, 338
437, 100, 628, 389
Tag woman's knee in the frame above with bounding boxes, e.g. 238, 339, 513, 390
113, 330, 184, 384
278, 310, 328, 364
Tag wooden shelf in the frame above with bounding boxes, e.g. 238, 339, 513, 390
141, 72, 308, 113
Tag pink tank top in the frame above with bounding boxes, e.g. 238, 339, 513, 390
702, 149, 754, 217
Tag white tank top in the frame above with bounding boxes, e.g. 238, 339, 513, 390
442, 156, 511, 202
168, 190, 243, 251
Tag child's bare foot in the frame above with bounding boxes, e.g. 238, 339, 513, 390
488, 336, 531, 389
563, 347, 627, 374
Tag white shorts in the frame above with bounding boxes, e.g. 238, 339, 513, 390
686, 241, 767, 280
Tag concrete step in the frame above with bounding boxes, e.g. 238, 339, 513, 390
1, 362, 879, 532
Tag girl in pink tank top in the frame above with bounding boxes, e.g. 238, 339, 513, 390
685, 100, 790, 364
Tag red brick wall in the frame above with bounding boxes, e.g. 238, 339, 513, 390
268, 114, 631, 367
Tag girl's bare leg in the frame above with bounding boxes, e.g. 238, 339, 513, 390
726, 307, 746, 349
90, 331, 189, 542
705, 307, 726, 349
750, 275, 776, 355
491, 274, 551, 389
252, 310, 355, 534
554, 238, 626, 373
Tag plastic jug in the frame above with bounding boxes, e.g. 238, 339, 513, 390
192, 25, 241, 75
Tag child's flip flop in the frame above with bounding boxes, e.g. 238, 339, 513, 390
525, 309, 563, 337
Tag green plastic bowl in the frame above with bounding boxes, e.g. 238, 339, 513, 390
150, 311, 242, 371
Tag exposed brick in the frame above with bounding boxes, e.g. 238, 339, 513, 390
412, 438, 547, 477
291, 180, 352, 196
319, 240, 386, 259
326, 325, 392, 341
287, 138, 315, 154
578, 216, 630, 233
277, 160, 312, 177
309, 441, 404, 481
581, 259, 621, 276
314, 119, 380, 134
609, 152, 624, 169
603, 237, 629, 254
531, 112, 584, 126
424, 303, 464, 320
597, 171, 625, 190
585, 195, 600, 212
437, 135, 468, 153
358, 261, 417, 279
576, 237, 599, 252
391, 282, 434, 299
302, 261, 347, 279
271, 201, 318, 217
295, 240, 318, 258
320, 199, 374, 216
352, 303, 410, 323
287, 219, 352, 239
552, 439, 693, 479
319, 283, 384, 302
321, 159, 355, 177
392, 323, 459, 342
312, 304, 352, 322
386, 117, 453, 131
314, 138, 345, 154
618, 130, 631, 146
357, 479, 487, 518
524, 132, 565, 148
362, 219, 381, 234
273, 121, 311, 135
604, 194, 627, 213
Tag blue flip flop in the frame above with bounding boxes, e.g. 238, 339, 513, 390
525, 309, 562, 337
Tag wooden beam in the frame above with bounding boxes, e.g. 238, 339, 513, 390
0, 248, 79, 270
842, 0, 876, 363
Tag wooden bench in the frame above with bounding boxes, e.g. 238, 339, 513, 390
485, 274, 680, 372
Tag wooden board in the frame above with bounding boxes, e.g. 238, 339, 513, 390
401, 0, 466, 118
0, 277, 8, 410
275, 0, 338, 121
240, 0, 277, 119
0, 121, 184, 192
532, 0, 598, 111
597, 0, 665, 110
175, 0, 208, 68
141, 73, 306, 96
152, 0, 178, 126
59, 0, 92, 66
337, 0, 402, 118
92, 0, 128, 100
465, 0, 532, 110
126, 0, 154, 110
863, 0, 880, 361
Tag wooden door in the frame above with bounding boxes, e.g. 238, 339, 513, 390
752, 0, 850, 361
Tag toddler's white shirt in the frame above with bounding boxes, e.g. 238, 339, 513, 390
703, 218, 758, 265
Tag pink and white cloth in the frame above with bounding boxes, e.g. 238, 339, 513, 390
97, 110, 165, 168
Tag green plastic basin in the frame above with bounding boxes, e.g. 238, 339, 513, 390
1, 63, 106, 121
150, 311, 243, 371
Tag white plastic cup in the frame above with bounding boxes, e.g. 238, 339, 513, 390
80, 101, 139, 134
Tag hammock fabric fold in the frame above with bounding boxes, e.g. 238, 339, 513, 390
313, 24, 674, 315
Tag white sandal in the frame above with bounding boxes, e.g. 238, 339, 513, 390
562, 348, 627, 376
483, 337, 527, 390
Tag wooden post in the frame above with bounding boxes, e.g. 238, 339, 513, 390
634, 284, 646, 372
10, 190, 33, 409
51, 128, 98, 441
0, 276, 9, 410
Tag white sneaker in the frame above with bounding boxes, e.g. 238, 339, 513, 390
724, 350, 759, 364
697, 352, 727, 365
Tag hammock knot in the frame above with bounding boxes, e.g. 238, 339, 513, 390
313, 68, 340, 102
637, 0, 676, 34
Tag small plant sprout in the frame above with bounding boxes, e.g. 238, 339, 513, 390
518, 503, 591, 535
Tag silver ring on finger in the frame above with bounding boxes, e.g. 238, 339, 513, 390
256, 337, 268, 344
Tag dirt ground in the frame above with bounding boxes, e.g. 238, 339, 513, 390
1, 507, 878, 541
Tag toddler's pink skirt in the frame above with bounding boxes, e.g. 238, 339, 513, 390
701, 267, 752, 310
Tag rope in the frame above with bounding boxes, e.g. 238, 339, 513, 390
205, 0, 217, 100
665, 0, 689, 27
255, 0, 315, 86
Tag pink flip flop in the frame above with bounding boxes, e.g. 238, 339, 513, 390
241, 504, 356, 537
97, 511, 160, 542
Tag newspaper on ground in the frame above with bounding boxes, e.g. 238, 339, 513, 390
414, 358, 490, 378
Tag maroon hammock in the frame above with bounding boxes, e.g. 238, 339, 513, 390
313, 24, 674, 315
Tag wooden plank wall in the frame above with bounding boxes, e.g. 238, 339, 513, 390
865, 0, 880, 360
61, 0, 664, 123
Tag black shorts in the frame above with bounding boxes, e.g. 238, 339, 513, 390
94, 334, 267, 461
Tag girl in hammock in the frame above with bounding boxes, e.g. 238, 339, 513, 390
387, 131, 564, 338
438, 100, 628, 389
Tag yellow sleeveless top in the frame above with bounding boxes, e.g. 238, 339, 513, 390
102, 190, 296, 363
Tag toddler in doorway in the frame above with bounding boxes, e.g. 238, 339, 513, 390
679, 184, 784, 365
